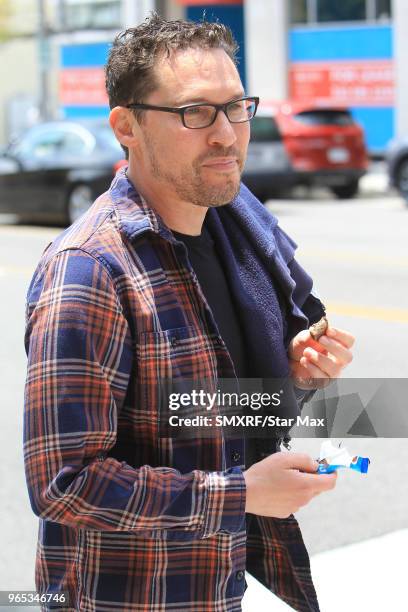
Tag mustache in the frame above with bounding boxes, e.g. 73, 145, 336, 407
197, 147, 242, 164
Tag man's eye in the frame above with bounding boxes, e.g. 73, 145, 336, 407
185, 107, 206, 115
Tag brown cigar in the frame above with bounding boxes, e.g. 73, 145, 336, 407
309, 316, 328, 341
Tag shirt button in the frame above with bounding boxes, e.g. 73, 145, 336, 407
231, 450, 241, 463
236, 570, 244, 581
171, 337, 179, 347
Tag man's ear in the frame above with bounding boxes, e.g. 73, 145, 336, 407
109, 107, 141, 152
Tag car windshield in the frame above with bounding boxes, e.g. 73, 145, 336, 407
250, 116, 282, 142
294, 110, 354, 126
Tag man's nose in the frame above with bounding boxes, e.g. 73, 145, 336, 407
207, 109, 237, 148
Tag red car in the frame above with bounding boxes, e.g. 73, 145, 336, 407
243, 100, 368, 200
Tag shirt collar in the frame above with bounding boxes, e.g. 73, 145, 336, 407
108, 166, 283, 261
109, 166, 174, 242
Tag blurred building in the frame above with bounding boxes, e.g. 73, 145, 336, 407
274, 0, 394, 154
2, 0, 408, 155
0, 0, 55, 142
57, 0, 247, 123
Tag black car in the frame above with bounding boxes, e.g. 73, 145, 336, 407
0, 120, 126, 225
386, 137, 408, 205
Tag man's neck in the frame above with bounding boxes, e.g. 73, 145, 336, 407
126, 164, 207, 236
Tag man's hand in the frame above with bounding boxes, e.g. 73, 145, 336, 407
244, 452, 337, 517
288, 325, 354, 389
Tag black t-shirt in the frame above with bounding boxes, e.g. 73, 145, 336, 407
172, 222, 285, 468
172, 224, 247, 378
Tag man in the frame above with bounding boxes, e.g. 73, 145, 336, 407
24, 14, 354, 612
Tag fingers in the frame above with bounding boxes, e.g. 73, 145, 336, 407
300, 471, 338, 494
326, 326, 355, 349
319, 335, 353, 365
308, 334, 329, 355
300, 354, 331, 378
302, 334, 353, 377
289, 358, 314, 380
290, 358, 331, 389
295, 330, 329, 354
288, 330, 327, 363
301, 351, 339, 378
281, 452, 319, 473
314, 471, 338, 493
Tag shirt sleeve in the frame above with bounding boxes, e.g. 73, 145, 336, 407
23, 248, 245, 538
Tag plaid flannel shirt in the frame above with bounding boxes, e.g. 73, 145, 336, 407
24, 168, 320, 611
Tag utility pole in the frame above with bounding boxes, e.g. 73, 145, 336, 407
37, 0, 50, 120
57, 0, 66, 31
244, 0, 289, 101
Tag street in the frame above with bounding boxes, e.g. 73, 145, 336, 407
264, 187, 408, 610
267, 183, 408, 379
0, 1, 404, 609
1, 185, 407, 610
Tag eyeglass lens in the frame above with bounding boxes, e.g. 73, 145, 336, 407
183, 98, 256, 128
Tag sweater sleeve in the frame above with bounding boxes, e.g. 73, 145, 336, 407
23, 248, 245, 538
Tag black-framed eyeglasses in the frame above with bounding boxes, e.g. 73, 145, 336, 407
126, 96, 259, 129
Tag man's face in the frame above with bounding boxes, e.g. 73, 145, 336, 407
133, 47, 250, 208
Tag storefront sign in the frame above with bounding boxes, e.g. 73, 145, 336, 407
59, 68, 107, 106
289, 59, 394, 106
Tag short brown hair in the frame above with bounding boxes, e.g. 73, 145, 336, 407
105, 12, 239, 157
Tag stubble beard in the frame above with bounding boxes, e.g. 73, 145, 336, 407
146, 140, 244, 208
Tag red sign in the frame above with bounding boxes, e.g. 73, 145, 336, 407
289, 60, 394, 106
59, 68, 108, 106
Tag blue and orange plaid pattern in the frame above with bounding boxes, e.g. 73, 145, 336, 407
24, 168, 319, 611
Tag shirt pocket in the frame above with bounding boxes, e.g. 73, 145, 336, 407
136, 325, 217, 381
133, 325, 219, 449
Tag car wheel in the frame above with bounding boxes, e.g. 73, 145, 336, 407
395, 157, 408, 202
66, 184, 94, 224
330, 179, 359, 199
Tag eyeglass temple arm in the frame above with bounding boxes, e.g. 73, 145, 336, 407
127, 103, 183, 115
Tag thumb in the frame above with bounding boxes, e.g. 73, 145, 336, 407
297, 329, 312, 344
290, 330, 311, 350
289, 330, 312, 360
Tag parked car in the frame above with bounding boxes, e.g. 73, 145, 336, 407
386, 137, 408, 204
243, 101, 368, 201
0, 120, 126, 225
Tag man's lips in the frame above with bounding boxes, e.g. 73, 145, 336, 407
202, 158, 238, 170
